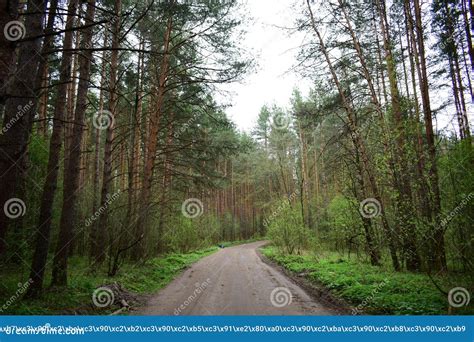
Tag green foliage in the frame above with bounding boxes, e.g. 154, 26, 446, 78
266, 203, 312, 255
262, 246, 474, 315
327, 195, 357, 229
164, 215, 221, 253
438, 140, 474, 271
0, 247, 218, 315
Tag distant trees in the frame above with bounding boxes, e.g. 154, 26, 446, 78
0, 0, 252, 297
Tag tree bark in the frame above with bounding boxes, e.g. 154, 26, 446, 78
412, 0, 446, 271
0, 0, 19, 108
26, 0, 77, 295
0, 0, 46, 256
90, 23, 108, 258
92, 0, 121, 264
51, 0, 96, 286
133, 13, 174, 260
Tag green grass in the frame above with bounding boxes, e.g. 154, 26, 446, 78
219, 237, 262, 248
0, 246, 218, 315
261, 246, 474, 315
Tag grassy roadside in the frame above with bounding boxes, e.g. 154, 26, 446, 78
219, 238, 262, 248
0, 239, 263, 315
261, 246, 473, 315
0, 246, 220, 315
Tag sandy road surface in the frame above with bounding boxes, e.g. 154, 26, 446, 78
136, 241, 336, 315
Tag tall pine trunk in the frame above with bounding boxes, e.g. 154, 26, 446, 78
51, 0, 96, 286
412, 0, 446, 271
27, 0, 77, 295
0, 0, 46, 256
133, 14, 174, 260
92, 0, 121, 264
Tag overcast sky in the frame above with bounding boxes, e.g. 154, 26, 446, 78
221, 0, 473, 136
221, 0, 312, 132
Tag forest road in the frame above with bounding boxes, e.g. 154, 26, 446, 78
135, 241, 336, 315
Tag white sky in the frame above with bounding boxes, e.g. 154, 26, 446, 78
221, 0, 312, 132
221, 0, 473, 136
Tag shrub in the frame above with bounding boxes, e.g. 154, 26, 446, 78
266, 203, 311, 254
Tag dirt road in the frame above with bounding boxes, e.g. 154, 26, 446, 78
136, 241, 336, 315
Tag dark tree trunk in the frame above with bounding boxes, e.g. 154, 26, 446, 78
0, 0, 46, 257
413, 0, 446, 272
0, 0, 19, 108
25, 0, 76, 297
51, 0, 96, 286
133, 14, 173, 260
93, 0, 121, 264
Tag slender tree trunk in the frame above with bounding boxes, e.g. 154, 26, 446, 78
0, 0, 46, 256
412, 0, 446, 271
449, 55, 465, 140
453, 48, 471, 139
26, 0, 77, 295
35, 0, 59, 141
157, 112, 175, 253
122, 56, 142, 255
51, 0, 96, 286
92, 0, 121, 264
403, 0, 432, 224
0, 0, 19, 109
462, 0, 474, 75
64, 27, 80, 176
90, 24, 108, 258
36, 64, 49, 137
297, 121, 311, 227
134, 13, 173, 259
376, 0, 421, 271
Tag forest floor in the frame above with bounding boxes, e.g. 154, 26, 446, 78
261, 246, 474, 315
135, 241, 341, 315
